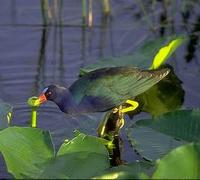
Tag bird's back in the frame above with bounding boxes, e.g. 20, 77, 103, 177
69, 67, 170, 113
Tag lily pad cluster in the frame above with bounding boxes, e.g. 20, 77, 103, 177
0, 127, 109, 179
0, 109, 200, 179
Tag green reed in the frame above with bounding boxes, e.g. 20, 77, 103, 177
102, 0, 111, 15
41, 0, 50, 25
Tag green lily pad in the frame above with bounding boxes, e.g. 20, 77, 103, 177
152, 143, 200, 179
92, 161, 152, 179
80, 36, 185, 75
57, 132, 109, 156
127, 109, 200, 161
0, 128, 110, 179
39, 152, 109, 179
0, 127, 55, 178
127, 125, 185, 161
39, 133, 110, 179
137, 109, 200, 142
0, 100, 13, 129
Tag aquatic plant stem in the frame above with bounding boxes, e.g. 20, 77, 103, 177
82, 0, 87, 25
41, 0, 50, 25
7, 112, 12, 126
102, 0, 111, 16
88, 0, 93, 27
28, 97, 40, 128
82, 0, 87, 21
31, 107, 38, 128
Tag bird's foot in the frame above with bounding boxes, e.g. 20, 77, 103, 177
113, 107, 119, 113
118, 117, 125, 130
112, 100, 139, 129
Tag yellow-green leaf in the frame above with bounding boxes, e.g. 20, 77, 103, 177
149, 37, 185, 70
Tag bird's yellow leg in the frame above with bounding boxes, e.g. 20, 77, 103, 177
121, 100, 139, 113
111, 100, 138, 130
116, 105, 125, 130
118, 117, 125, 129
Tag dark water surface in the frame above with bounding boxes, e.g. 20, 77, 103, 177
0, 0, 200, 178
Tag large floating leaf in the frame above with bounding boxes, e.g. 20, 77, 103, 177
80, 36, 185, 75
0, 100, 13, 129
40, 152, 109, 179
152, 143, 200, 179
0, 127, 54, 178
57, 132, 108, 156
137, 109, 200, 142
92, 161, 152, 179
127, 109, 200, 161
40, 132, 110, 179
127, 125, 185, 161
0, 128, 110, 179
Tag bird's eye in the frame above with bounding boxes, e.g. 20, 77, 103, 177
46, 91, 52, 97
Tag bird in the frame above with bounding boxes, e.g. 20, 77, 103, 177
38, 66, 170, 115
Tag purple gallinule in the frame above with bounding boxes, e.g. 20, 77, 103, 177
38, 67, 170, 114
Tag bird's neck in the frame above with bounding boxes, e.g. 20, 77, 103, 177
54, 89, 77, 113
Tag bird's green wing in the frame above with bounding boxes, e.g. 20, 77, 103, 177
69, 67, 170, 111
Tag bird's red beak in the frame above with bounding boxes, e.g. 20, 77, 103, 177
38, 93, 47, 104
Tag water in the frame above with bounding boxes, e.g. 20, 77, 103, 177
0, 0, 200, 178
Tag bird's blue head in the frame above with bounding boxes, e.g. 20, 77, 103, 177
38, 84, 65, 104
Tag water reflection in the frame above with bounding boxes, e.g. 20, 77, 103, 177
11, 0, 16, 25
81, 21, 86, 63
185, 17, 200, 63
33, 26, 48, 95
99, 14, 110, 58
